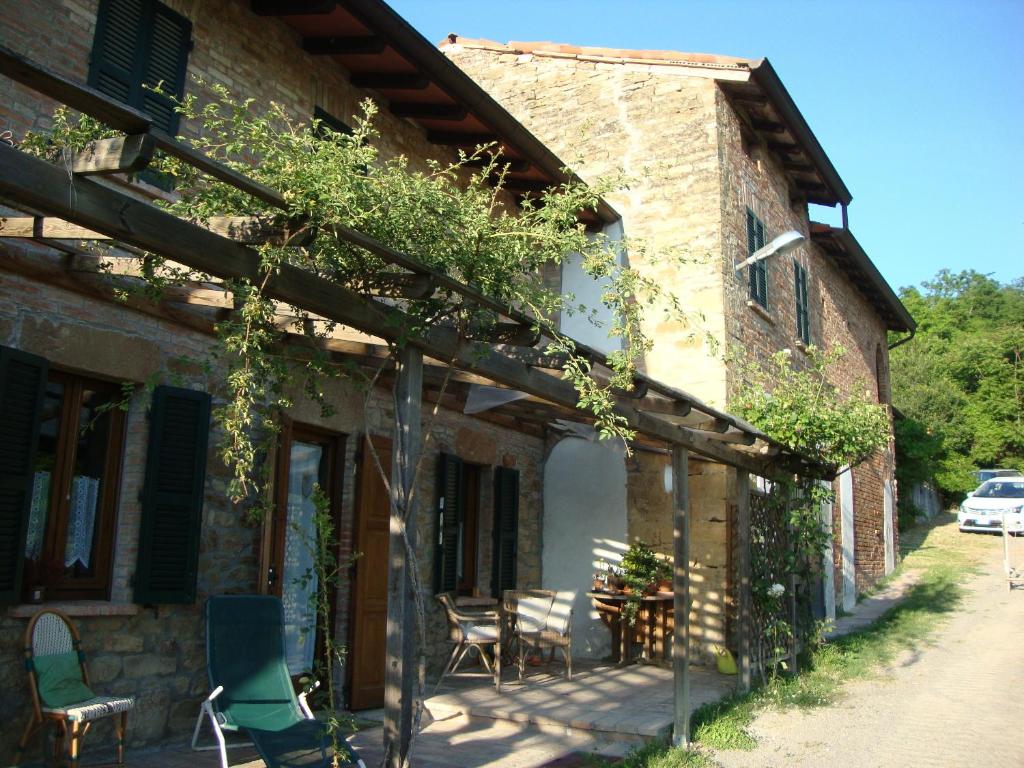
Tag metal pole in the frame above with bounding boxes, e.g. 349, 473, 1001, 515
736, 470, 752, 693
671, 446, 690, 746
384, 346, 423, 768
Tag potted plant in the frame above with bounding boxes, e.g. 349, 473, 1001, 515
620, 540, 664, 623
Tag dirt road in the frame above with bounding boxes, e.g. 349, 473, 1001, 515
714, 524, 1024, 768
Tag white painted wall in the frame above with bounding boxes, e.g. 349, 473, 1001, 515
883, 479, 895, 574
840, 470, 856, 612
542, 436, 627, 658
559, 219, 625, 356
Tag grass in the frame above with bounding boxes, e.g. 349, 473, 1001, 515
587, 513, 990, 767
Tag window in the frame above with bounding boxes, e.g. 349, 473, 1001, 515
794, 261, 810, 344
746, 208, 768, 309
23, 371, 127, 601
435, 454, 495, 596
313, 106, 354, 139
88, 0, 193, 134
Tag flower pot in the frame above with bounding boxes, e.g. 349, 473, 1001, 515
657, 578, 673, 593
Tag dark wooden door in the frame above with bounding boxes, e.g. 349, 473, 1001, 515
348, 435, 391, 710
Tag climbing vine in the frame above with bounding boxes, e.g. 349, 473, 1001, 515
21, 85, 706, 761
733, 346, 890, 676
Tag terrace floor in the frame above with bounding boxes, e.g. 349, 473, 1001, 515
82, 661, 736, 768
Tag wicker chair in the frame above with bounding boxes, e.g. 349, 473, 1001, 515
502, 589, 574, 681
16, 608, 134, 766
436, 593, 502, 691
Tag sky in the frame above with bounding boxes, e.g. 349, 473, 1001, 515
389, 0, 1023, 293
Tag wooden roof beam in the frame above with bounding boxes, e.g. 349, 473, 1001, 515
73, 134, 154, 176
389, 102, 468, 121
350, 72, 430, 90
426, 131, 500, 148
251, 1, 336, 15
302, 35, 387, 55
462, 156, 531, 174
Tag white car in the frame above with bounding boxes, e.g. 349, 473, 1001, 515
958, 476, 1024, 534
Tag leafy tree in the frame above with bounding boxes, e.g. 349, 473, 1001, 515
891, 270, 1024, 497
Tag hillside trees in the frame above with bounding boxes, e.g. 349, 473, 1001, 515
891, 270, 1024, 497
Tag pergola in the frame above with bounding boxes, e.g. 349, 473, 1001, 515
0, 45, 828, 766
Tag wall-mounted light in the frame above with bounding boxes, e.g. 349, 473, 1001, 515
734, 230, 805, 271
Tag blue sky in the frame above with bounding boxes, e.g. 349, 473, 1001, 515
390, 0, 1023, 293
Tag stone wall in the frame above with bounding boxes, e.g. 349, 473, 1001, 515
442, 45, 728, 405
445, 40, 900, 617
0, 249, 546, 756
625, 451, 731, 661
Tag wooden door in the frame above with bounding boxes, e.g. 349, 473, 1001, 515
348, 435, 391, 710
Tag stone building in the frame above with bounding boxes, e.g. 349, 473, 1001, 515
440, 38, 915, 639
0, 0, 819, 757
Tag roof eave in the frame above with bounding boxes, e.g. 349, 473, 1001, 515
345, 1, 621, 225
748, 58, 852, 208
811, 224, 916, 332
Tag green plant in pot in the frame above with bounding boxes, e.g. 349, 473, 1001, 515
620, 540, 667, 625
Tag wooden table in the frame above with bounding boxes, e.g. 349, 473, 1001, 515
588, 591, 674, 665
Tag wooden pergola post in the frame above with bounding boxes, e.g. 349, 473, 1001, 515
383, 345, 423, 768
671, 445, 690, 747
735, 469, 753, 693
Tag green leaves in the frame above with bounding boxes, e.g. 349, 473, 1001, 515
892, 271, 1024, 496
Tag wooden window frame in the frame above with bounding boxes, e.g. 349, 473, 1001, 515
26, 369, 126, 602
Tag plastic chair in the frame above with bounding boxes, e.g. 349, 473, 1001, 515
192, 595, 364, 768
15, 608, 134, 766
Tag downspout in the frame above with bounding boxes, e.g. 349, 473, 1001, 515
887, 327, 916, 351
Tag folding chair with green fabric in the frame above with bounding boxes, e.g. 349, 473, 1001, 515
16, 608, 134, 766
192, 594, 365, 768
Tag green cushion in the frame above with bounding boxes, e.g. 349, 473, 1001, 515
34, 652, 95, 708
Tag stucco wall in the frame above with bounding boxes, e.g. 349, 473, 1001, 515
542, 437, 627, 658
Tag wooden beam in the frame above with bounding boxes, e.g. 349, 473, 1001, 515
765, 140, 801, 155
0, 216, 105, 240
426, 131, 499, 148
360, 272, 435, 299
383, 345, 422, 768
0, 45, 287, 209
350, 72, 430, 91
463, 156, 530, 174
251, 0, 336, 14
0, 215, 310, 245
735, 470, 752, 693
389, 102, 467, 121
672, 446, 691, 747
490, 344, 566, 369
466, 322, 540, 346
635, 398, 692, 418
0, 139, 790, 476
495, 177, 554, 194
302, 35, 386, 55
698, 429, 757, 446
750, 119, 787, 134
73, 134, 155, 176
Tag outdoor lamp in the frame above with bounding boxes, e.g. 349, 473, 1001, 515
734, 230, 806, 271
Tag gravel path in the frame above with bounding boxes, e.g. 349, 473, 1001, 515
713, 526, 1024, 768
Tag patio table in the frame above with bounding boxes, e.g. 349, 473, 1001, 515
587, 591, 674, 665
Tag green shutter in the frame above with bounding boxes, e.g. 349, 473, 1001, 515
434, 453, 463, 594
134, 385, 210, 604
89, 0, 192, 134
794, 262, 810, 343
0, 346, 48, 605
491, 467, 519, 596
